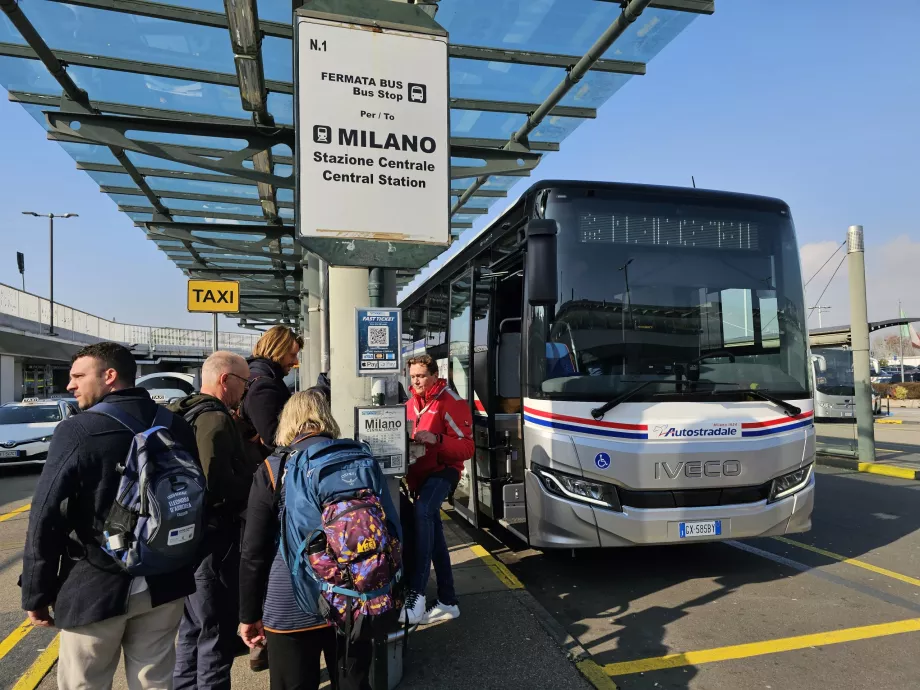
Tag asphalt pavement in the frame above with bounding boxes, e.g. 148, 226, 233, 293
1, 440, 919, 690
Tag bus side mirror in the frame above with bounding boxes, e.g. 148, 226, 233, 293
812, 354, 827, 373
526, 219, 558, 307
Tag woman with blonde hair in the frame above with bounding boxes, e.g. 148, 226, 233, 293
240, 326, 303, 458
238, 388, 394, 689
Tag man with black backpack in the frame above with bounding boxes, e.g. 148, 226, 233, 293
169, 351, 254, 690
21, 342, 202, 690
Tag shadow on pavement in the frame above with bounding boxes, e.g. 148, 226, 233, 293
794, 467, 920, 560
0, 465, 42, 508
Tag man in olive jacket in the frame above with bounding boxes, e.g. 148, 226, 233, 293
169, 351, 254, 690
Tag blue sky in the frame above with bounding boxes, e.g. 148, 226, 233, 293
1, 0, 918, 333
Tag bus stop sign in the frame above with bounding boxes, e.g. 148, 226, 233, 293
295, 1, 449, 268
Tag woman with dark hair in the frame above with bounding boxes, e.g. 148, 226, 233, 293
240, 326, 303, 458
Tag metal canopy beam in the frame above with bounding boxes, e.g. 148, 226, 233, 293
0, 42, 293, 94
452, 0, 655, 214
450, 98, 595, 119
450, 188, 506, 198
448, 45, 645, 75
77, 161, 262, 188
57, 132, 548, 167
0, 42, 641, 101
120, 204, 284, 223
187, 268, 299, 276
51, 132, 296, 167
596, 0, 714, 15
42, 104, 540, 180
104, 185, 295, 210
145, 221, 293, 238
43, 109, 295, 188
147, 228, 290, 261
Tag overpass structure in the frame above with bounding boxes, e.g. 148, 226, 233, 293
0, 281, 257, 402
809, 318, 919, 348
0, 0, 712, 383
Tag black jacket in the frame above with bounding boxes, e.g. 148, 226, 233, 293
241, 358, 291, 452
21, 388, 200, 629
168, 393, 254, 521
239, 434, 330, 630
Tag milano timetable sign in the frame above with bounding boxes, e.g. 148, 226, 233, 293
295, 7, 450, 258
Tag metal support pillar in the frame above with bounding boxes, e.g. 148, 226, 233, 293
212, 313, 219, 352
48, 215, 55, 336
318, 258, 330, 376
847, 225, 876, 463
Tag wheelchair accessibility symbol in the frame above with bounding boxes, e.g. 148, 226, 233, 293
594, 452, 611, 470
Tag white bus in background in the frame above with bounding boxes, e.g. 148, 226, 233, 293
811, 347, 882, 420
399, 180, 814, 548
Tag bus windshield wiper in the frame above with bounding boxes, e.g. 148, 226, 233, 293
591, 380, 658, 420
707, 388, 801, 417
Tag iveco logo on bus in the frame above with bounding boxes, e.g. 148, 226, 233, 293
654, 460, 742, 480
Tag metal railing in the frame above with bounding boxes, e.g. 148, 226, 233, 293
0, 282, 259, 353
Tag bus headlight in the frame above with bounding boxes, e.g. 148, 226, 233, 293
532, 463, 622, 511
769, 464, 813, 502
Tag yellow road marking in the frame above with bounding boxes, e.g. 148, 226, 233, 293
468, 544, 524, 589
857, 462, 919, 480
876, 419, 903, 424
11, 634, 59, 690
774, 537, 920, 587
441, 509, 615, 688
604, 618, 920, 676
0, 619, 33, 661
440, 509, 524, 589
576, 659, 620, 689
0, 504, 30, 523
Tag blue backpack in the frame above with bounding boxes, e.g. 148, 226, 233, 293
278, 438, 402, 640
89, 402, 207, 576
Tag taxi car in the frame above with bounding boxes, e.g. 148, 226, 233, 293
0, 398, 78, 466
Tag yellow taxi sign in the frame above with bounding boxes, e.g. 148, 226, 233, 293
187, 280, 240, 313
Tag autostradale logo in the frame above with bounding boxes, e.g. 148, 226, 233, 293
652, 425, 738, 438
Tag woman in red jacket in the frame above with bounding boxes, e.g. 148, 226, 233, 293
401, 354, 474, 626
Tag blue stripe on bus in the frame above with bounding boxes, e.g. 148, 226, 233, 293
741, 419, 814, 437
524, 414, 648, 439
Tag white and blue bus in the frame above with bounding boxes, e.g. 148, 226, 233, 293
399, 181, 814, 548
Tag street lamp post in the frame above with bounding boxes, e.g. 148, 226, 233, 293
22, 212, 78, 336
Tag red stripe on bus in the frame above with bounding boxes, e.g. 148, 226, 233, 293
523, 406, 647, 431
741, 410, 814, 429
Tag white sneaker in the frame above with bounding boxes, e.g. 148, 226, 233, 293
421, 600, 460, 625
399, 591, 426, 625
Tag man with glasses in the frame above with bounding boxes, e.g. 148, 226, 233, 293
169, 351, 254, 690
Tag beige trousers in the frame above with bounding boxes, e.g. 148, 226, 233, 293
57, 590, 185, 690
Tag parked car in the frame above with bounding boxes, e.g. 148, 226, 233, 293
0, 398, 77, 466
135, 372, 197, 405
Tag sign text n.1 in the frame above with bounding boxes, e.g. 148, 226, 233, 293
295, 13, 449, 247
187, 280, 240, 313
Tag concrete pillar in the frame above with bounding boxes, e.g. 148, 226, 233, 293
328, 267, 371, 439
303, 252, 323, 388
13, 360, 23, 402
0, 355, 14, 404
847, 225, 876, 463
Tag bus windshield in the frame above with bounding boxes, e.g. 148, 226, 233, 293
529, 189, 810, 402
813, 348, 854, 396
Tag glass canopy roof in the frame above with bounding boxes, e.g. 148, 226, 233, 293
0, 0, 710, 328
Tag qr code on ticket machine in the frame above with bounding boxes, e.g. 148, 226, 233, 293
368, 325, 389, 347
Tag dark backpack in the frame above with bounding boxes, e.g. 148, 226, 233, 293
88, 402, 207, 576
276, 439, 403, 644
